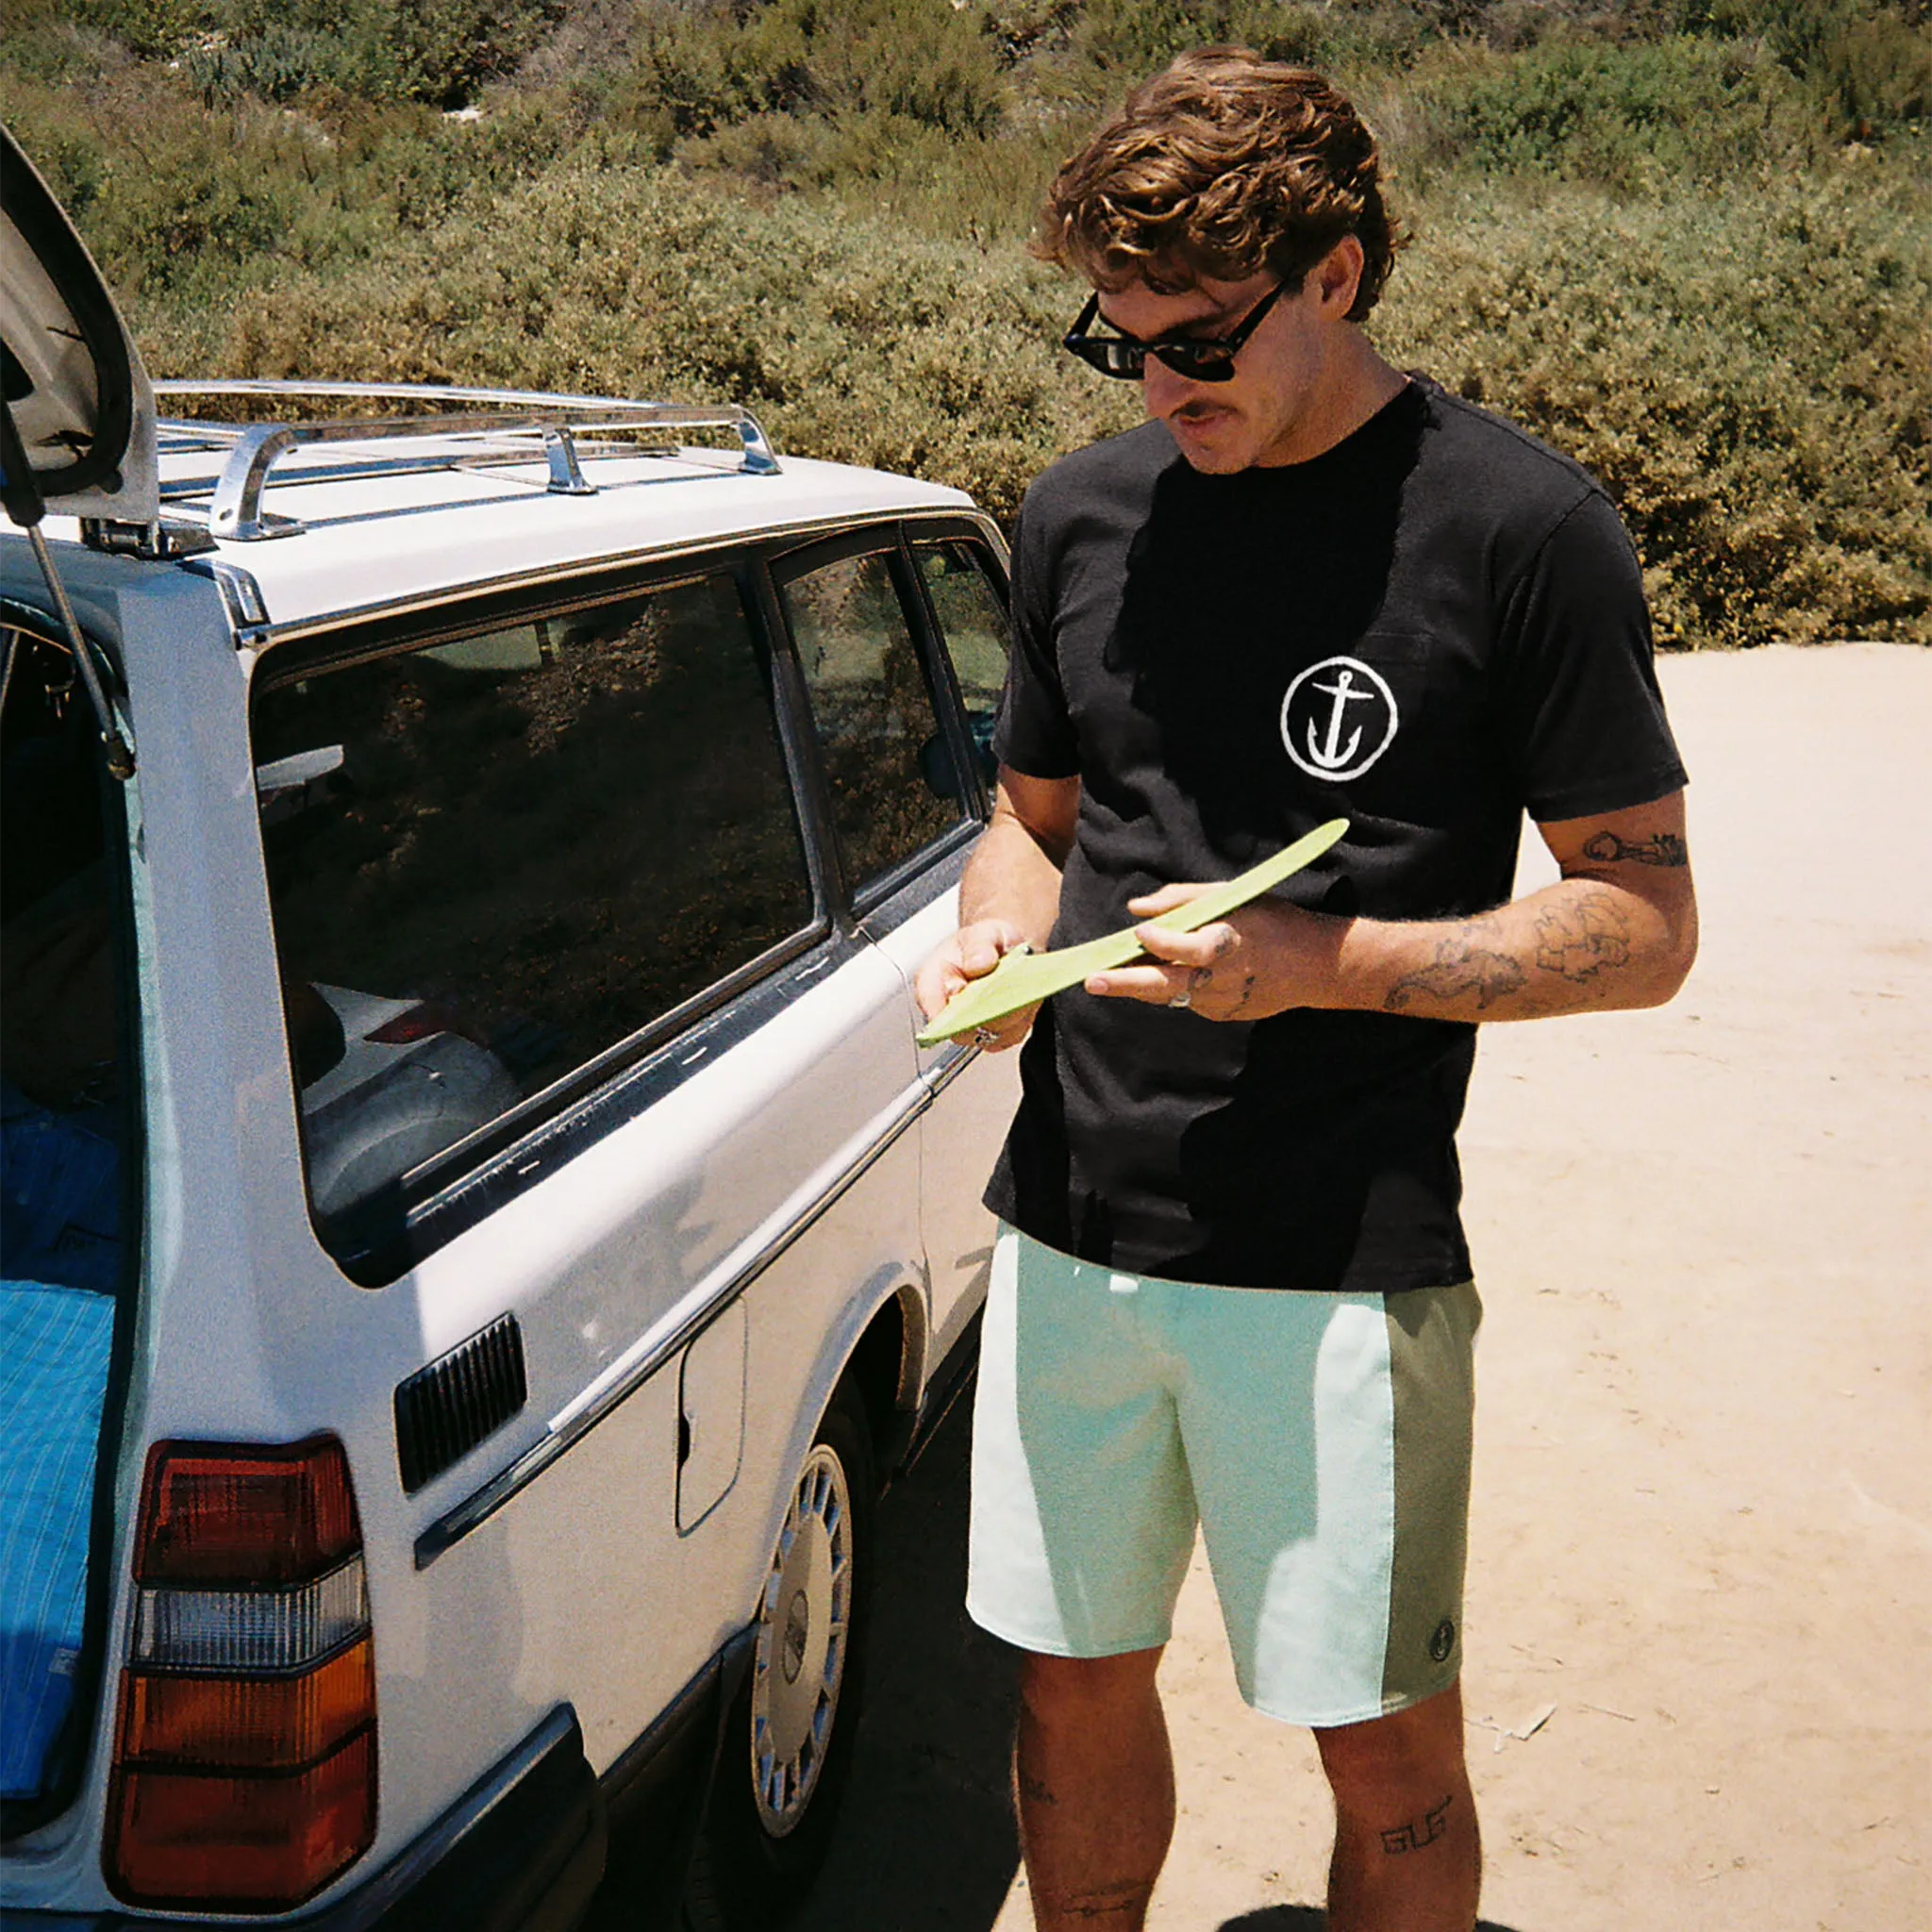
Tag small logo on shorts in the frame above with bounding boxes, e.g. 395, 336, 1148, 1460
1428, 1617, 1457, 1664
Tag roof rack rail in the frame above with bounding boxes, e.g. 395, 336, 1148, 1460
151, 381, 781, 542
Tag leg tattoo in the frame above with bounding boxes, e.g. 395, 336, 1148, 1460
1379, 1794, 1455, 1856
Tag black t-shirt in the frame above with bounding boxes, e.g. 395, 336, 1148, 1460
985, 375, 1688, 1292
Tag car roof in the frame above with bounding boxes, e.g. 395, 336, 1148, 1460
127, 384, 979, 636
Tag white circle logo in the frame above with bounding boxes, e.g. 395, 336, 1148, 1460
1279, 656, 1399, 783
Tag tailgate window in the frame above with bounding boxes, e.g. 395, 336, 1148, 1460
0, 621, 137, 1828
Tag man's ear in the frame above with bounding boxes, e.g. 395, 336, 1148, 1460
1314, 235, 1366, 317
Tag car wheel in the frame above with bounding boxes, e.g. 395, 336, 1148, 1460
683, 1384, 875, 1930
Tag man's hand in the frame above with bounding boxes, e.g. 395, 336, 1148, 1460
914, 765, 1079, 1052
1084, 887, 1345, 1021
915, 918, 1041, 1051
1085, 791, 1697, 1026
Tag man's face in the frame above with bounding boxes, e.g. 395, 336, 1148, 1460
1096, 243, 1361, 473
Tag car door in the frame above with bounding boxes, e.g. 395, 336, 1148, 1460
766, 525, 1017, 1370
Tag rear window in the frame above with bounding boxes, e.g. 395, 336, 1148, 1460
252, 569, 812, 1241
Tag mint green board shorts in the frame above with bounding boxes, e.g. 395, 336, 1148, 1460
967, 1225, 1481, 1728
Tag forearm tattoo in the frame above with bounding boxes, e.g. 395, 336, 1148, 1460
1380, 1794, 1454, 1856
1533, 887, 1633, 983
1384, 929, 1527, 1013
1582, 828, 1688, 868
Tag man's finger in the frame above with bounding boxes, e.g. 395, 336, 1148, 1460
1132, 922, 1225, 967
963, 1002, 1040, 1051
1086, 964, 1182, 1004
1125, 881, 1208, 917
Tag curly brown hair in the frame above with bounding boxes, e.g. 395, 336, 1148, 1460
1035, 48, 1400, 322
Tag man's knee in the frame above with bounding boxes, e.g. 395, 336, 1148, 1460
1315, 1682, 1469, 1816
1019, 1646, 1165, 1727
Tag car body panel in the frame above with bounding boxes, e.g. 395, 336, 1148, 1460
0, 389, 1014, 1926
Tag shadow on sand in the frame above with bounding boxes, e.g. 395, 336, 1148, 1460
1221, 1915, 1524, 1931
788, 1385, 1024, 1930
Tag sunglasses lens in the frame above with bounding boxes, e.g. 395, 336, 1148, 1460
1154, 344, 1236, 382
1064, 339, 1144, 378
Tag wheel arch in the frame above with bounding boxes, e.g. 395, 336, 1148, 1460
845, 1279, 925, 1462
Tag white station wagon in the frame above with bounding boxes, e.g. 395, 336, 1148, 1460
0, 130, 1017, 1931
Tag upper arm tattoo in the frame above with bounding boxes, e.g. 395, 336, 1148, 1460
1581, 829, 1688, 868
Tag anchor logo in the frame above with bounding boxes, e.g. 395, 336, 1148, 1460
1280, 655, 1399, 782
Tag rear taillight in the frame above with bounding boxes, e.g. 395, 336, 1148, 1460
106, 1437, 377, 1910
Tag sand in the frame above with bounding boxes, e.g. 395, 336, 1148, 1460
791, 641, 1932, 1932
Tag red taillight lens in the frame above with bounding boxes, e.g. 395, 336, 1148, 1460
135, 1438, 360, 1586
107, 1439, 376, 1911
110, 1732, 376, 1907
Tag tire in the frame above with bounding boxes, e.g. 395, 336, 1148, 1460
683, 1384, 875, 1930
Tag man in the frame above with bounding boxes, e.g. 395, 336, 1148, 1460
914, 48, 1698, 1932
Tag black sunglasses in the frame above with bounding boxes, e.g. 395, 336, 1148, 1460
1061, 279, 1289, 383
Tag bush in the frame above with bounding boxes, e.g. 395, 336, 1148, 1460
187, 161, 1141, 518
8, 0, 1929, 645
1374, 163, 1932, 643
1390, 30, 1816, 190
615, 0, 1007, 151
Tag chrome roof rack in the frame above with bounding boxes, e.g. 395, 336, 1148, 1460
151, 381, 782, 541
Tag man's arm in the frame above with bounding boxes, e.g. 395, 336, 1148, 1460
913, 766, 1080, 1049
1091, 790, 1697, 1023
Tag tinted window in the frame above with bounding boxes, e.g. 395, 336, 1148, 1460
916, 541, 1010, 792
779, 550, 965, 895
253, 572, 811, 1228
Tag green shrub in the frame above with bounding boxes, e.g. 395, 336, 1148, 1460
1374, 162, 1932, 643
1394, 31, 1806, 188
617, 0, 1007, 151
8, 0, 1928, 645
180, 161, 1140, 517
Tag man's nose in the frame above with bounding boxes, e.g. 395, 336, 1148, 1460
1141, 353, 1198, 415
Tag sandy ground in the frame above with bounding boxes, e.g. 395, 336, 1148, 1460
791, 641, 1931, 1932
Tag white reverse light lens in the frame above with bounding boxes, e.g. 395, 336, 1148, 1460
133, 1556, 369, 1672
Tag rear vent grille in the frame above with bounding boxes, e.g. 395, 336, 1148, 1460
394, 1315, 527, 1495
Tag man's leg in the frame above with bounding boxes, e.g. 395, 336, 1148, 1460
1014, 1646, 1173, 1932
1316, 1683, 1478, 1932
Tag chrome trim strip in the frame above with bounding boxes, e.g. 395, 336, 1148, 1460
414, 1074, 935, 1569
920, 1040, 980, 1099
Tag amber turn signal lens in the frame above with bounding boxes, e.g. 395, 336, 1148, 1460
108, 1728, 376, 1909
119, 1639, 375, 1770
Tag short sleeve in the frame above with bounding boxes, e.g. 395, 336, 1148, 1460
1496, 489, 1689, 823
991, 497, 1080, 779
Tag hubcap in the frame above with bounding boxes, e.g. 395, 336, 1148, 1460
748, 1442, 853, 1838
